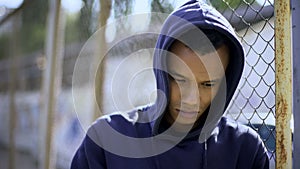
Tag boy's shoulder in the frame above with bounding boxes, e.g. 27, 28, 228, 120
93, 105, 152, 125
219, 116, 262, 141
88, 105, 153, 138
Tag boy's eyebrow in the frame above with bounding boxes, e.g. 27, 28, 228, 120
168, 71, 185, 78
169, 71, 223, 82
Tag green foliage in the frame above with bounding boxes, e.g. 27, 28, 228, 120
21, 23, 46, 54
20, 0, 48, 54
22, 0, 48, 24
114, 0, 133, 18
150, 0, 173, 27
210, 0, 256, 11
151, 0, 174, 13
0, 35, 9, 60
0, 0, 188, 60
76, 0, 95, 41
0, 0, 48, 59
65, 14, 81, 43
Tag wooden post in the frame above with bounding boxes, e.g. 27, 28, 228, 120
8, 11, 21, 169
93, 0, 112, 120
39, 0, 65, 168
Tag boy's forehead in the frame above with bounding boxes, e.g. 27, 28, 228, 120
167, 56, 226, 76
167, 40, 225, 63
166, 41, 229, 76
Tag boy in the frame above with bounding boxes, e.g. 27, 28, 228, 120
71, 0, 269, 168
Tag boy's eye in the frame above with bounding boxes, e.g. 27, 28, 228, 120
201, 82, 216, 87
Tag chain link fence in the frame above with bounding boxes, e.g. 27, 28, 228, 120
212, 0, 277, 167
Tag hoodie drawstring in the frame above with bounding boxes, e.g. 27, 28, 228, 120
203, 136, 207, 169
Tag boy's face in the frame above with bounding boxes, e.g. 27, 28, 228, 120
166, 40, 229, 125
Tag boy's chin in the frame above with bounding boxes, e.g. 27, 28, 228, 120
173, 116, 198, 126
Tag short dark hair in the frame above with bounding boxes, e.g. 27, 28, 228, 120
178, 28, 229, 54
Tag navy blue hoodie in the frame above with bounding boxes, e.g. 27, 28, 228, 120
71, 1, 269, 169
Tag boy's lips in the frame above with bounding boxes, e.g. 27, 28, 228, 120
176, 109, 198, 119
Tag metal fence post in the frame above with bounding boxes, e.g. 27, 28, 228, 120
275, 0, 293, 168
292, 0, 300, 168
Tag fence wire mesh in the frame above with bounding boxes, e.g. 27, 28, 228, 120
212, 0, 276, 165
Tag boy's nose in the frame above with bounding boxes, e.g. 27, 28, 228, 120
181, 87, 200, 109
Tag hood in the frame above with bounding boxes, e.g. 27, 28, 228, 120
151, 0, 244, 142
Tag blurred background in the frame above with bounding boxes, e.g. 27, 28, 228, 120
0, 0, 282, 169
